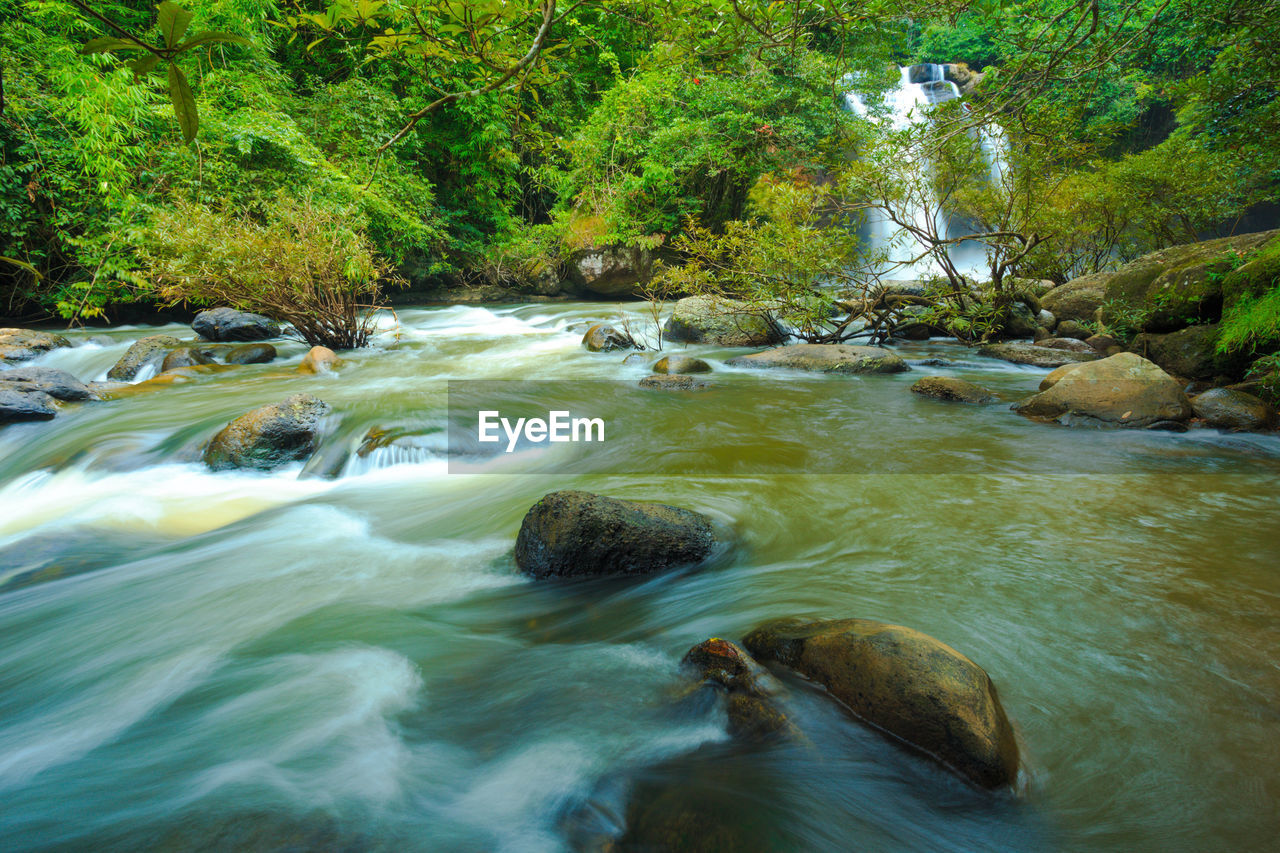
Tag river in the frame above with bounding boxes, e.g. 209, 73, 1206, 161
1, 302, 1278, 851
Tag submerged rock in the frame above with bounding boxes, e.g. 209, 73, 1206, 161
1191, 388, 1275, 432
582, 323, 635, 352
225, 342, 277, 365
0, 387, 58, 423
0, 328, 71, 364
298, 346, 340, 374
161, 346, 215, 372
0, 366, 91, 401
514, 490, 718, 579
107, 334, 181, 380
910, 376, 995, 403
639, 374, 710, 391
203, 393, 331, 471
663, 295, 784, 347
1012, 351, 1192, 427
652, 355, 711, 374
978, 342, 1098, 368
727, 344, 909, 374
683, 638, 792, 741
743, 617, 1020, 789
192, 307, 280, 342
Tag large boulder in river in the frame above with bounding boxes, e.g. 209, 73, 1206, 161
107, 334, 181, 380
565, 245, 654, 297
0, 366, 91, 401
663, 296, 784, 347
910, 376, 994, 403
1130, 324, 1244, 381
203, 393, 331, 471
0, 328, 71, 364
978, 342, 1097, 368
514, 490, 718, 579
743, 618, 1020, 790
581, 323, 634, 352
1040, 274, 1109, 323
192, 307, 280, 342
727, 343, 909, 374
1012, 352, 1192, 427
0, 387, 57, 423
1191, 388, 1275, 432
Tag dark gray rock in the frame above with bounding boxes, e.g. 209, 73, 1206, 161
0, 387, 57, 423
161, 347, 215, 372
0, 328, 71, 364
192, 307, 280, 342
203, 394, 331, 471
0, 366, 91, 401
225, 343, 278, 365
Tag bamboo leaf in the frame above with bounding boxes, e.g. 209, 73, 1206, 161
177, 31, 251, 52
157, 1, 195, 49
167, 62, 198, 143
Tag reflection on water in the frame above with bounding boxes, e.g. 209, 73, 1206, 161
0, 303, 1278, 851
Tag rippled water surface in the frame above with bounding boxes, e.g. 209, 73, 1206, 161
1, 303, 1278, 851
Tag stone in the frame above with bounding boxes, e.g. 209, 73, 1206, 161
683, 638, 792, 741
910, 376, 995, 403
1036, 337, 1096, 353
298, 346, 340, 374
1085, 334, 1122, 355
652, 355, 711, 374
663, 296, 784, 347
224, 343, 278, 365
0, 366, 91, 401
1040, 274, 1109, 323
191, 307, 280, 342
0, 387, 57, 423
1054, 319, 1092, 340
566, 245, 654, 297
1013, 352, 1193, 427
160, 347, 215, 372
639, 374, 710, 391
1130, 324, 1244, 381
203, 393, 331, 471
1037, 309, 1056, 330
107, 335, 181, 380
581, 323, 634, 352
513, 490, 718, 579
0, 328, 72, 364
742, 618, 1020, 789
1191, 388, 1275, 432
978, 342, 1098, 368
726, 344, 909, 374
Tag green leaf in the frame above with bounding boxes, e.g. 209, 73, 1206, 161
81, 36, 145, 55
129, 54, 163, 75
157, 1, 195, 49
176, 31, 251, 52
167, 62, 198, 143
0, 256, 41, 280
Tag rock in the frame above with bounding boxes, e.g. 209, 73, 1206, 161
0, 328, 72, 364
513, 490, 718, 579
639, 374, 710, 391
726, 344, 909, 374
652, 355, 711, 374
663, 296, 784, 347
191, 307, 280, 342
1012, 352, 1192, 427
978, 342, 1098, 368
742, 618, 1020, 789
1036, 337, 1096, 353
1054, 319, 1091, 340
942, 62, 984, 94
203, 394, 331, 471
910, 376, 995, 403
1002, 302, 1040, 338
224, 343, 277, 365
566, 245, 654, 297
683, 639, 792, 741
107, 334, 181, 380
581, 323, 635, 352
1130, 324, 1244, 381
0, 366, 91, 401
0, 387, 58, 423
298, 346, 340, 374
1037, 309, 1056, 330
1032, 327, 1051, 342
1040, 274, 1109, 323
869, 280, 931, 310
160, 346, 215, 372
1085, 333, 1122, 355
1191, 388, 1275, 432
894, 321, 932, 340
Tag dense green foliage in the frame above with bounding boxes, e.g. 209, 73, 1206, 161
1, 0, 1277, 350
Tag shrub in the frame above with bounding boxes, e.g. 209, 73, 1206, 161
139, 196, 402, 349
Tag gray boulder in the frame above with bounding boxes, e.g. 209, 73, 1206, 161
192, 308, 280, 342
727, 344, 909, 374
0, 328, 71, 364
161, 347, 215, 372
581, 323, 635, 352
0, 366, 91, 401
0, 387, 58, 423
107, 335, 181, 380
663, 296, 784, 347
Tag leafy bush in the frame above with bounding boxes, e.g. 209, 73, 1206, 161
139, 196, 402, 348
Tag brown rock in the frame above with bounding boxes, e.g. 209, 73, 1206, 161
910, 376, 995, 403
652, 355, 711, 374
203, 393, 331, 470
683, 639, 792, 741
1014, 352, 1192, 427
298, 346, 340, 374
978, 342, 1097, 368
727, 344, 909, 374
582, 323, 635, 352
639, 374, 710, 391
1191, 388, 1275, 431
107, 334, 180, 380
1035, 337, 1096, 353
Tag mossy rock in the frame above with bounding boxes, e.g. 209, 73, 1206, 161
1221, 236, 1280, 316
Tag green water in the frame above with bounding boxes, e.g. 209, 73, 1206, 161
1, 303, 1277, 851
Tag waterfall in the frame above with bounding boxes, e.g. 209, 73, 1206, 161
846, 64, 1006, 282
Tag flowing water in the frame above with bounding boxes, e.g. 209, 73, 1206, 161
1, 303, 1279, 851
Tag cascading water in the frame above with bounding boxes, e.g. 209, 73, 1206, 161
846, 64, 1008, 282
